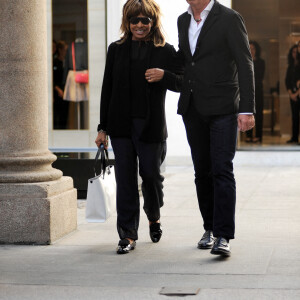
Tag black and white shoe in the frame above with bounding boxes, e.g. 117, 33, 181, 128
198, 230, 215, 249
210, 237, 231, 257
116, 239, 136, 254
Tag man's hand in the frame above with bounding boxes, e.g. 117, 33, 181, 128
95, 131, 108, 149
238, 114, 255, 132
145, 68, 164, 83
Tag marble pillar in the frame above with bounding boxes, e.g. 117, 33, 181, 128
0, 0, 77, 244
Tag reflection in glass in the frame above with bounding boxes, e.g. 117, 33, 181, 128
52, 0, 89, 130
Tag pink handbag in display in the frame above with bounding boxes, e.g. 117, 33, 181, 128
72, 42, 89, 84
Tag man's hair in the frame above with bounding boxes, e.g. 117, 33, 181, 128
119, 0, 165, 47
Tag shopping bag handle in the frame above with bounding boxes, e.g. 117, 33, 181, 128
94, 144, 109, 177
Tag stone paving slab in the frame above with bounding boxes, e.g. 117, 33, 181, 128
1, 285, 300, 300
1, 162, 300, 299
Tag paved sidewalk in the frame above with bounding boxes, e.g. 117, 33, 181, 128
1, 153, 300, 299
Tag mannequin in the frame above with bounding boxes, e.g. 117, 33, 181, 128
63, 37, 89, 129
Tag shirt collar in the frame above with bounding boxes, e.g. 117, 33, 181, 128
187, 0, 215, 16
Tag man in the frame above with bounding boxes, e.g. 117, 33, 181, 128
177, 0, 255, 256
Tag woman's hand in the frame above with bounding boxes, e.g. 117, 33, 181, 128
95, 131, 108, 149
55, 86, 64, 98
145, 68, 164, 83
291, 92, 298, 101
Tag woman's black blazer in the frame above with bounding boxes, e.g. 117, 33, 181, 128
98, 38, 183, 143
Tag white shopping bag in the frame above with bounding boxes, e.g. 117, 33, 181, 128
86, 146, 116, 223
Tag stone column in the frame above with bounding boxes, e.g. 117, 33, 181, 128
0, 0, 77, 244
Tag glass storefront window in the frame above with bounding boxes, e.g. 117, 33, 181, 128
52, 0, 89, 130
232, 0, 300, 148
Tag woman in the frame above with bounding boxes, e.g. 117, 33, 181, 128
53, 40, 69, 129
298, 40, 300, 89
246, 41, 265, 143
285, 44, 300, 143
95, 0, 182, 254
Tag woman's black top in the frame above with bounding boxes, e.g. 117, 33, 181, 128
253, 58, 265, 89
130, 41, 150, 118
53, 57, 64, 99
98, 38, 183, 142
252, 58, 265, 107
285, 63, 300, 93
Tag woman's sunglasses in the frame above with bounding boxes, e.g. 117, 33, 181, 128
129, 17, 152, 25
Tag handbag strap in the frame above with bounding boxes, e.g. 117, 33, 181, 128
94, 144, 109, 177
72, 42, 76, 73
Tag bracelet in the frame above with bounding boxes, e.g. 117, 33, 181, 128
98, 129, 106, 134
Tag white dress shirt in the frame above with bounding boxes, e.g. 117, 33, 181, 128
187, 0, 214, 56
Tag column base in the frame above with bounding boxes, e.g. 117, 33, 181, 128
0, 177, 77, 245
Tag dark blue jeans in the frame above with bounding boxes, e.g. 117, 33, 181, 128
183, 105, 238, 240
111, 119, 166, 241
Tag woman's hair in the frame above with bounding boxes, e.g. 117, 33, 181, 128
287, 44, 300, 66
56, 40, 67, 52
249, 40, 261, 59
119, 0, 165, 47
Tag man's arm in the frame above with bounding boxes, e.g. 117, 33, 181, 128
227, 12, 255, 114
159, 45, 184, 92
227, 12, 255, 131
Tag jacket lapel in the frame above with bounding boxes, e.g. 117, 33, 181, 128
193, 1, 220, 56
180, 13, 192, 58
117, 38, 131, 89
